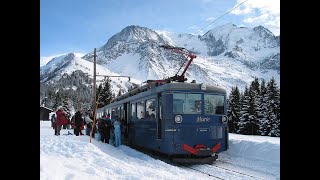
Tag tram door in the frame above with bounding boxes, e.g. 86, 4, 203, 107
157, 93, 162, 139
124, 103, 129, 144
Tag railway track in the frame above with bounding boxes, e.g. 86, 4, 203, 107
180, 164, 262, 180
128, 146, 272, 179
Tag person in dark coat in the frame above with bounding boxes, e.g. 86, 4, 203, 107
51, 113, 57, 135
71, 115, 76, 134
74, 109, 83, 136
100, 114, 112, 143
84, 112, 94, 137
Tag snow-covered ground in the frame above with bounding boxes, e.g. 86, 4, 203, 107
40, 121, 280, 180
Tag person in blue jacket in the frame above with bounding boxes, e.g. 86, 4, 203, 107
113, 114, 121, 147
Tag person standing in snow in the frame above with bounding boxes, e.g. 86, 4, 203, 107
100, 114, 112, 143
113, 114, 121, 147
67, 113, 71, 130
84, 112, 94, 138
55, 106, 66, 136
74, 109, 83, 136
51, 113, 57, 135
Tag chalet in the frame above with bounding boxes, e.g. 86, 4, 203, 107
40, 106, 53, 121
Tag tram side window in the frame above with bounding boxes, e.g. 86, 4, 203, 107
112, 108, 116, 118
137, 101, 145, 120
173, 93, 202, 114
204, 94, 225, 115
146, 99, 156, 120
116, 107, 121, 117
120, 106, 124, 120
131, 103, 136, 121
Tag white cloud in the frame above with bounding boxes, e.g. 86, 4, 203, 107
231, 0, 280, 35
205, 17, 215, 22
187, 25, 199, 30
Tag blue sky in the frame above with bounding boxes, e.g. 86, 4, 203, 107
40, 0, 279, 57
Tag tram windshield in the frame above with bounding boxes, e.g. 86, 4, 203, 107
204, 94, 225, 115
173, 93, 225, 115
173, 93, 202, 114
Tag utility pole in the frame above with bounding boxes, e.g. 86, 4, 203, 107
93, 48, 97, 110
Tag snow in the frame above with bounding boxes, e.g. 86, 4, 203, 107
40, 121, 280, 179
40, 52, 143, 92
107, 53, 148, 81
156, 31, 208, 56
40, 54, 68, 67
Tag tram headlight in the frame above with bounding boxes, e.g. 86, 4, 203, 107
175, 115, 183, 123
222, 116, 228, 123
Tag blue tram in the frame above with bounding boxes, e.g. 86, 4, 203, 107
96, 81, 229, 163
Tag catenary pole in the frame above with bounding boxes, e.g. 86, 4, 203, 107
93, 48, 97, 110
90, 95, 99, 143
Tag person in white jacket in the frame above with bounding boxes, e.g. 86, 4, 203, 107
113, 115, 121, 147
84, 113, 94, 137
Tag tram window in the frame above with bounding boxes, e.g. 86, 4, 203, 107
146, 99, 156, 120
131, 103, 136, 121
137, 101, 145, 120
159, 105, 162, 119
116, 107, 121, 117
112, 108, 116, 118
121, 106, 124, 119
159, 97, 162, 120
204, 94, 225, 115
173, 93, 202, 114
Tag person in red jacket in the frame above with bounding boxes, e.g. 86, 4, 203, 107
55, 106, 67, 136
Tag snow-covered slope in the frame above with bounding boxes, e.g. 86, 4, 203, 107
40, 24, 280, 94
40, 53, 141, 93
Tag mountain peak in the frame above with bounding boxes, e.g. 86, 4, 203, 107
253, 25, 274, 37
201, 23, 238, 39
113, 25, 161, 43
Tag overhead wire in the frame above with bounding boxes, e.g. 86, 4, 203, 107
179, 0, 249, 45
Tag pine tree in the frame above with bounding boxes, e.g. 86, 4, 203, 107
258, 79, 270, 135
53, 91, 62, 111
62, 96, 71, 118
238, 86, 251, 134
247, 79, 260, 135
96, 83, 104, 108
100, 78, 113, 106
267, 77, 280, 137
227, 86, 241, 133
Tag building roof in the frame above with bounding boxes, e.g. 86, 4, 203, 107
40, 106, 53, 112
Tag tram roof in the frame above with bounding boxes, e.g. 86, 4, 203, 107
100, 82, 226, 110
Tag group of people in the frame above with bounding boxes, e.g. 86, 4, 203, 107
96, 113, 124, 147
50, 106, 125, 147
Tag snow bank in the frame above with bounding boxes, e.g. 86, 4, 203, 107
40, 121, 52, 128
219, 133, 280, 179
226, 133, 280, 164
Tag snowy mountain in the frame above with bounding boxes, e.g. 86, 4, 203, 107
40, 24, 280, 95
